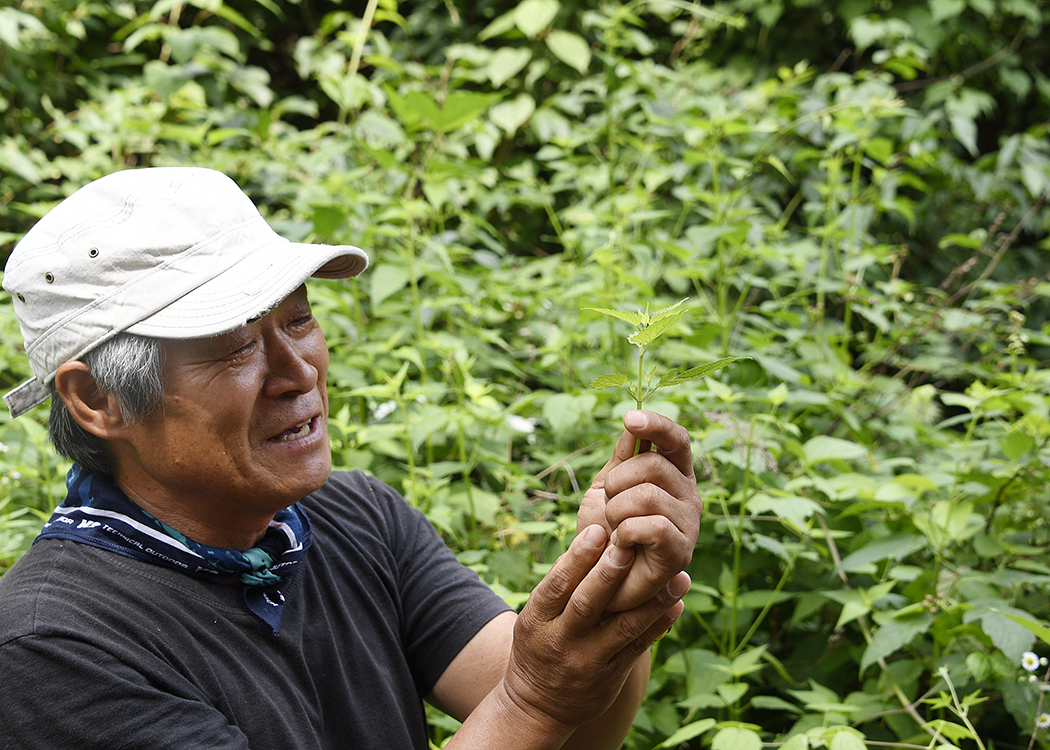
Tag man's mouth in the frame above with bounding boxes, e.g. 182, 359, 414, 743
271, 418, 314, 442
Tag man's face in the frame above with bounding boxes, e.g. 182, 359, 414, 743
113, 285, 332, 547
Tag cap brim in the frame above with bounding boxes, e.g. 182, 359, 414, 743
127, 239, 368, 339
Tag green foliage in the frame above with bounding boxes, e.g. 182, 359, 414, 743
3, 0, 1050, 748
587, 298, 746, 412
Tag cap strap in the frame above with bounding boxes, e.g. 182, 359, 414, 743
3, 378, 49, 418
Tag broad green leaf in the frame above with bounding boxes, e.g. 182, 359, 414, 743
0, 142, 41, 183
930, 0, 966, 23
435, 91, 502, 132
543, 392, 597, 435
751, 696, 803, 714
837, 533, 925, 572
746, 493, 822, 529
583, 307, 645, 327
589, 373, 630, 390
490, 93, 535, 135
828, 729, 867, 750
545, 30, 591, 73
477, 10, 517, 41
966, 652, 991, 682
628, 309, 686, 346
656, 719, 716, 748
514, 0, 559, 38
369, 264, 412, 308
488, 47, 532, 87
387, 90, 498, 133
964, 604, 1037, 661
859, 613, 932, 673
802, 436, 867, 466
998, 611, 1050, 647
717, 682, 749, 704
656, 357, 748, 388
711, 726, 762, 750
824, 582, 895, 629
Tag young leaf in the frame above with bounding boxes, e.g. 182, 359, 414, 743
656, 357, 748, 388
583, 307, 646, 327
628, 309, 687, 347
590, 373, 630, 390
648, 297, 689, 323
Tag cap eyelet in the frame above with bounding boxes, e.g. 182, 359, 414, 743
45, 273, 55, 284
88, 247, 99, 258
16, 293, 25, 303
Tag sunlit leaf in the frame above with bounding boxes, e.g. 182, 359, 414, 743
545, 30, 591, 74
656, 357, 747, 387
589, 373, 630, 390
583, 307, 645, 327
628, 309, 686, 346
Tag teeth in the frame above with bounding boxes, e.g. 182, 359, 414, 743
276, 420, 311, 442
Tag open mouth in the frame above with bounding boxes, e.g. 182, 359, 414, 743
271, 417, 314, 442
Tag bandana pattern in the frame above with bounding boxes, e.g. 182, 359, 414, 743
36, 463, 311, 635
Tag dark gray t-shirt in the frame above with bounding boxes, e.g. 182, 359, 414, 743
0, 470, 510, 750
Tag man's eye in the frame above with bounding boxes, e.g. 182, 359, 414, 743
227, 342, 255, 359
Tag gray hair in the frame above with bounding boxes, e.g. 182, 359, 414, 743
48, 333, 164, 476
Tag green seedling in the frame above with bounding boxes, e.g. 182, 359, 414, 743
585, 298, 746, 452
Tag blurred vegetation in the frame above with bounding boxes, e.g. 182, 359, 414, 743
3, 0, 1050, 748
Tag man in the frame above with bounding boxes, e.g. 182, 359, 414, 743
0, 167, 702, 749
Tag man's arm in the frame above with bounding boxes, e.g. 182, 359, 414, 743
428, 607, 653, 750
428, 410, 700, 749
429, 524, 688, 750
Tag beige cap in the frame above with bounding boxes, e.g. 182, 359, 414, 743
3, 167, 369, 418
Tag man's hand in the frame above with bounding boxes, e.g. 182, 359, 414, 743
501, 525, 689, 733
577, 410, 702, 613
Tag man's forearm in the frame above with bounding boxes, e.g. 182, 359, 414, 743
562, 650, 650, 750
444, 650, 651, 750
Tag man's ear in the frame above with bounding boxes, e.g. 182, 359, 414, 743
53, 361, 128, 439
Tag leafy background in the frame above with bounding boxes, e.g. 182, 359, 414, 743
2, 0, 1050, 748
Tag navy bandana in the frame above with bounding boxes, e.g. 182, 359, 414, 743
36, 463, 312, 635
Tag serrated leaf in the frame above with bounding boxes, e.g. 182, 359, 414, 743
859, 613, 932, 673
628, 309, 687, 347
589, 373, 630, 390
649, 297, 689, 323
656, 357, 747, 388
583, 307, 645, 328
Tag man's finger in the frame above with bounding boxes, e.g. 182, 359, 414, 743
622, 411, 694, 478
525, 525, 608, 621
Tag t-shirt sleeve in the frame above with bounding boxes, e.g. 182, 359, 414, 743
355, 473, 513, 695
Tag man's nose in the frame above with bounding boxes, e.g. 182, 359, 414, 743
263, 335, 320, 397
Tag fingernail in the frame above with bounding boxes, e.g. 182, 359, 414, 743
608, 544, 633, 568
668, 574, 691, 598
625, 411, 647, 430
582, 525, 606, 549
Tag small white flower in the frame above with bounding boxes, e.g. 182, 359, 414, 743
372, 400, 397, 420
1043, 657, 1048, 666
1031, 674, 1039, 683
507, 415, 537, 435
1023, 651, 1041, 672
9, 470, 20, 480
1041, 683, 1050, 693
0, 441, 8, 453
1038, 713, 1050, 729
